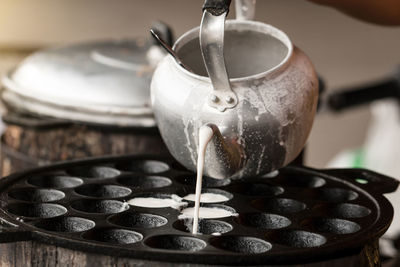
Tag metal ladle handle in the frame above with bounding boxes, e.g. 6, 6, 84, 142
200, 0, 237, 112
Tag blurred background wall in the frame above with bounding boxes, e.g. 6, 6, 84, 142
0, 0, 399, 168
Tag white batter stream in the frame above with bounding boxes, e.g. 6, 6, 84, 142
127, 125, 232, 234
192, 125, 215, 234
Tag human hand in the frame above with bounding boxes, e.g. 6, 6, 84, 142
308, 0, 400, 25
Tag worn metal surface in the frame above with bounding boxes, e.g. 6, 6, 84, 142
151, 20, 318, 179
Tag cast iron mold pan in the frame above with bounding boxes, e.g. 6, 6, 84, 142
0, 155, 397, 265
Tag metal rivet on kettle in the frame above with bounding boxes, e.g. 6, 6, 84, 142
225, 96, 234, 104
210, 95, 219, 103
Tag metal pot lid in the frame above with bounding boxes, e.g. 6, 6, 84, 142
1, 89, 156, 127
1, 38, 166, 127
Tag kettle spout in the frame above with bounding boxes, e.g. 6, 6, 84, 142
203, 123, 246, 179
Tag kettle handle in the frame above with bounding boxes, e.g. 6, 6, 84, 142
202, 0, 256, 20
200, 0, 238, 112
202, 0, 232, 15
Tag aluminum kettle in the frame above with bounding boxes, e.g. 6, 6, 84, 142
151, 0, 319, 179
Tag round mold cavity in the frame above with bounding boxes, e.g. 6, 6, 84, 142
210, 236, 272, 254
83, 228, 143, 245
237, 213, 291, 229
28, 175, 83, 189
75, 184, 132, 198
116, 160, 169, 174
180, 188, 233, 203
252, 198, 306, 214
270, 230, 326, 248
71, 199, 129, 214
332, 203, 371, 219
318, 188, 358, 203
175, 175, 231, 188
229, 183, 284, 196
34, 216, 95, 232
174, 219, 233, 235
7, 203, 67, 218
281, 174, 326, 188
8, 188, 65, 202
67, 166, 120, 179
310, 218, 361, 234
117, 175, 172, 190
145, 235, 206, 251
109, 211, 168, 229
180, 204, 236, 219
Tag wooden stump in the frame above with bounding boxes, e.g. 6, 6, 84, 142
0, 123, 168, 177
0, 240, 377, 267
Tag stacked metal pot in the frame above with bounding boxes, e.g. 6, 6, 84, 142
0, 25, 173, 176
